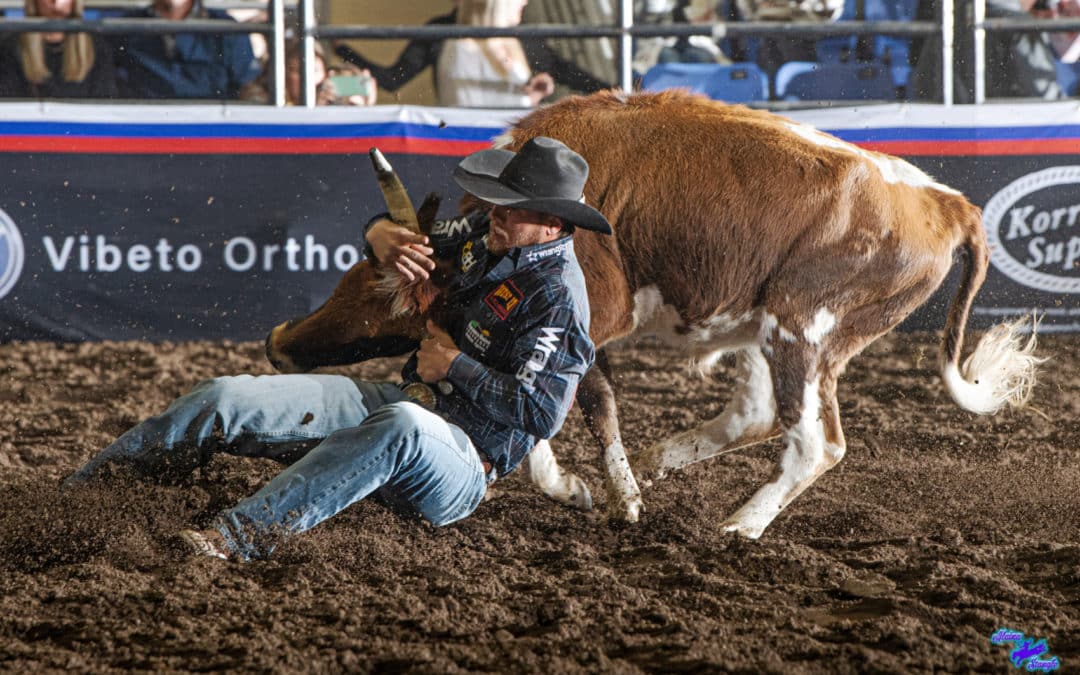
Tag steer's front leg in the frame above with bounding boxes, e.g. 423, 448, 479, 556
526, 440, 593, 511
578, 351, 643, 523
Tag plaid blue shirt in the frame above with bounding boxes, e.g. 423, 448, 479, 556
397, 211, 595, 477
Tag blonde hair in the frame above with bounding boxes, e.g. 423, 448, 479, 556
456, 0, 529, 80
18, 0, 96, 85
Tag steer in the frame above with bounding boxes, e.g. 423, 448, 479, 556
267, 90, 1041, 538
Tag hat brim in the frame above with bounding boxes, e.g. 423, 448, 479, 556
453, 150, 613, 235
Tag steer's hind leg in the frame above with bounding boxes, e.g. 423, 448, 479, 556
721, 335, 847, 539
633, 347, 781, 482
525, 440, 594, 511
577, 349, 643, 523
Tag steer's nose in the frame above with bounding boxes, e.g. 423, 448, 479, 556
264, 331, 285, 371
264, 321, 302, 373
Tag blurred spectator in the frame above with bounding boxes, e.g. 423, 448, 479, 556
241, 40, 378, 105
1033, 0, 1080, 61
435, 0, 554, 107
733, 0, 844, 79
111, 0, 261, 99
910, 0, 1063, 101
334, 1, 611, 102
633, 0, 731, 74
734, 0, 842, 21
0, 0, 117, 98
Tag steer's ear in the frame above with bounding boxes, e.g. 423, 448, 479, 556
416, 192, 442, 236
408, 260, 454, 315
459, 192, 485, 216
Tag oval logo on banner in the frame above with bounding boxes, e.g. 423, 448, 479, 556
0, 208, 26, 301
983, 166, 1080, 294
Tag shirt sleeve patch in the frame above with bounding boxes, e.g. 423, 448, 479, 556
484, 280, 523, 320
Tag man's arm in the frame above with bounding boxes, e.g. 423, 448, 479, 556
334, 40, 438, 93
521, 38, 613, 92
443, 301, 592, 439
221, 33, 261, 93
334, 11, 453, 93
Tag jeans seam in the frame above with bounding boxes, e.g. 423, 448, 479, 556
416, 429, 476, 465
276, 427, 482, 531
280, 440, 398, 531
250, 429, 325, 441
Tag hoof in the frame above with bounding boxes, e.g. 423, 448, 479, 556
720, 519, 765, 539
537, 473, 594, 512
565, 475, 594, 512
607, 495, 644, 524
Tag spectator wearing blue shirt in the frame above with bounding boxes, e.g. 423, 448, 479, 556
64, 137, 609, 562
112, 0, 260, 99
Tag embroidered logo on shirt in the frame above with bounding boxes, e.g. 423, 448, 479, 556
526, 239, 571, 262
464, 320, 492, 354
517, 326, 564, 390
484, 280, 523, 320
460, 240, 477, 273
431, 216, 472, 237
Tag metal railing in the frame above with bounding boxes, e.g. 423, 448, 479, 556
1, 0, 1075, 107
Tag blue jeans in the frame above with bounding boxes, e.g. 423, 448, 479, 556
65, 375, 489, 560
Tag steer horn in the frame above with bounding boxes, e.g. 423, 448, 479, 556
370, 147, 420, 232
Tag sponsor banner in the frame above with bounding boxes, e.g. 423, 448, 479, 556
0, 102, 1077, 341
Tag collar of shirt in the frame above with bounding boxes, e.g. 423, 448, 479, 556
483, 235, 576, 282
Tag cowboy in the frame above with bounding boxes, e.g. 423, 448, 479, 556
64, 137, 610, 561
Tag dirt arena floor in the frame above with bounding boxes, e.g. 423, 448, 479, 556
1, 331, 1077, 673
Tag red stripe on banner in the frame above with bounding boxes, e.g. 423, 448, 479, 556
0, 135, 493, 156
2, 135, 1077, 157
856, 139, 1080, 156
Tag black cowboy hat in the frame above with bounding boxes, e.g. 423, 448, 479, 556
452, 136, 613, 235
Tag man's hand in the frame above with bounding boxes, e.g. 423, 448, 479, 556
366, 218, 435, 281
416, 320, 461, 382
525, 72, 555, 106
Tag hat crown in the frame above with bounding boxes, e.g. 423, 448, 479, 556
451, 135, 612, 234
499, 137, 589, 202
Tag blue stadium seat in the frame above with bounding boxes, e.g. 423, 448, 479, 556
816, 0, 919, 88
775, 61, 897, 101
1055, 59, 1080, 97
640, 62, 769, 103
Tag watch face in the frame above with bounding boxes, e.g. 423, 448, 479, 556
402, 382, 436, 409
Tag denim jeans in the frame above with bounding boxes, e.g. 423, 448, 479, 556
65, 375, 489, 560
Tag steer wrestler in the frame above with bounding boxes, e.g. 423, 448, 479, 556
64, 137, 610, 561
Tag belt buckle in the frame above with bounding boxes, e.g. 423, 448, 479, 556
402, 382, 437, 409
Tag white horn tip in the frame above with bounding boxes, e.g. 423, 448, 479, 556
370, 148, 391, 173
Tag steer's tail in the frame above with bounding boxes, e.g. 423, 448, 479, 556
939, 214, 1043, 415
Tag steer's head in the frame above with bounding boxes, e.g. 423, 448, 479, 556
265, 149, 449, 373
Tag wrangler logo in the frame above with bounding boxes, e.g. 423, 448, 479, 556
484, 280, 522, 320
516, 327, 563, 390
